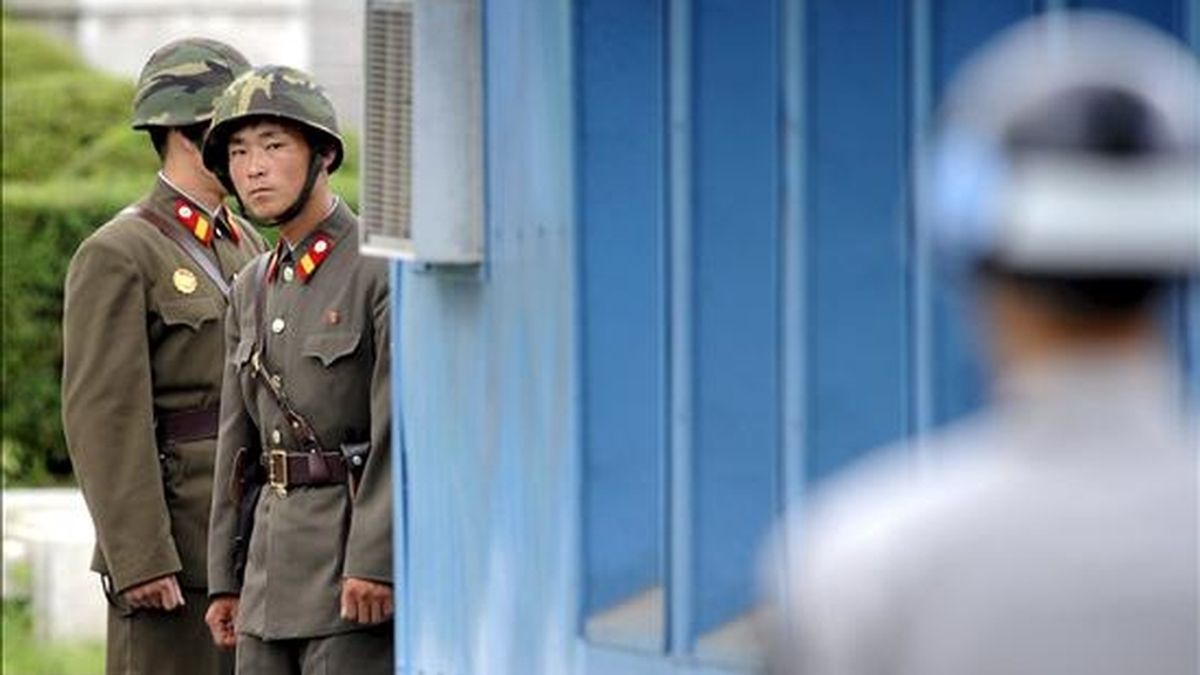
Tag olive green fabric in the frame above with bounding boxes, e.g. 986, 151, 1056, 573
202, 65, 345, 191
208, 201, 392, 640
106, 589, 235, 675
235, 623, 393, 675
132, 38, 250, 129
62, 177, 268, 674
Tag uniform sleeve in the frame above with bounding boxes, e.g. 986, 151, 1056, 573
763, 503, 906, 675
62, 235, 181, 593
342, 269, 393, 583
207, 288, 258, 596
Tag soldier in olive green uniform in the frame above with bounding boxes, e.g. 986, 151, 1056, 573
202, 66, 393, 675
61, 38, 267, 675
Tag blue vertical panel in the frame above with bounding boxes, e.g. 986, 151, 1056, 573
576, 0, 668, 636
932, 0, 1036, 82
666, 0, 695, 658
1189, 286, 1200, 401
1190, 0, 1200, 402
689, 0, 780, 641
805, 0, 910, 481
1068, 0, 1183, 32
924, 1, 1035, 429
390, 263, 410, 672
400, 0, 577, 673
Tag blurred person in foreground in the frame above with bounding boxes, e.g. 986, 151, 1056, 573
62, 37, 265, 675
761, 11, 1199, 675
202, 65, 393, 674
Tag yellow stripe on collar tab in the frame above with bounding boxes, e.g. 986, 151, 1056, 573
174, 199, 214, 245
297, 233, 334, 283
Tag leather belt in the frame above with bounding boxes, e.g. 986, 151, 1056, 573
262, 450, 348, 496
156, 406, 220, 446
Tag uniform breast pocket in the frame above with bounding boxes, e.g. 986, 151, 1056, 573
302, 331, 362, 369
158, 296, 222, 331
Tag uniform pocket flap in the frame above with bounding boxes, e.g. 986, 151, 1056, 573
158, 296, 221, 330
302, 331, 361, 367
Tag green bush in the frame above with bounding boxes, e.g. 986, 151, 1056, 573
58, 124, 159, 179
2, 600, 104, 674
330, 173, 361, 206
340, 130, 361, 178
331, 131, 361, 206
2, 177, 149, 485
2, 71, 135, 181
1, 19, 85, 85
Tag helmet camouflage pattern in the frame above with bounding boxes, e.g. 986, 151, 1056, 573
202, 65, 345, 184
131, 37, 250, 129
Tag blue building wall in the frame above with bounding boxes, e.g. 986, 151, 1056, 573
395, 2, 577, 672
394, 1, 1200, 673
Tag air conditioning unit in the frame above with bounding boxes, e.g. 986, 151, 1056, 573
361, 0, 483, 264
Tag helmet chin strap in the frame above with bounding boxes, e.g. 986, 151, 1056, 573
234, 153, 325, 229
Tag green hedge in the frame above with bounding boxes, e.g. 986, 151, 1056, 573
1, 19, 85, 84
59, 124, 160, 179
2, 177, 148, 483
3, 72, 136, 181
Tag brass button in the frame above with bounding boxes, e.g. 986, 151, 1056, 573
270, 429, 282, 444
282, 266, 295, 283
271, 318, 286, 334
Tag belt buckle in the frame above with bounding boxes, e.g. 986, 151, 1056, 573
268, 449, 288, 497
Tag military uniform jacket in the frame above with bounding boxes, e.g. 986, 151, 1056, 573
62, 175, 268, 594
208, 200, 392, 640
765, 350, 1198, 675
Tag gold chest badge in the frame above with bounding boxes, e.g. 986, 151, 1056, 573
173, 268, 198, 295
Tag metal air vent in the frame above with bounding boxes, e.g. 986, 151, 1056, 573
361, 0, 414, 258
361, 0, 484, 265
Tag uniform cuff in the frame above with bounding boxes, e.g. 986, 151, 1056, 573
108, 543, 183, 595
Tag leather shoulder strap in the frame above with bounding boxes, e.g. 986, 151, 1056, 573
252, 254, 271, 356
123, 204, 231, 298
247, 254, 324, 454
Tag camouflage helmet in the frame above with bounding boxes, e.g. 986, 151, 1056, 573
131, 37, 250, 129
202, 65, 345, 187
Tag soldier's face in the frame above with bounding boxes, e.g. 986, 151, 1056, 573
227, 121, 313, 220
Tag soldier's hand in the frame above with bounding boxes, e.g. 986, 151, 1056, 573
205, 596, 240, 649
121, 574, 185, 611
340, 577, 393, 625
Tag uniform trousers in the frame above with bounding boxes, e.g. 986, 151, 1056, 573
235, 623, 393, 675
106, 588, 234, 675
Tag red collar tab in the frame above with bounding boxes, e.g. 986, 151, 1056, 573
173, 199, 214, 245
266, 245, 283, 283
297, 233, 335, 284
216, 206, 242, 245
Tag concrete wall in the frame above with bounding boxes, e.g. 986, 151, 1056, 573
309, 0, 365, 139
3, 489, 106, 642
